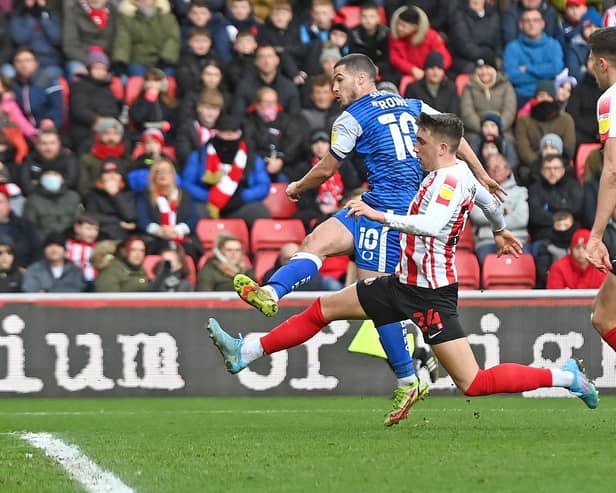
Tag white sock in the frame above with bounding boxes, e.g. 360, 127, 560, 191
550, 368, 574, 388
397, 374, 418, 387
241, 339, 264, 364
262, 285, 279, 302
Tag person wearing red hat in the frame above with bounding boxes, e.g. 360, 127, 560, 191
547, 228, 608, 288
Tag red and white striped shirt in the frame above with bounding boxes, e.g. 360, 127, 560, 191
65, 238, 96, 282
597, 80, 616, 144
384, 161, 504, 289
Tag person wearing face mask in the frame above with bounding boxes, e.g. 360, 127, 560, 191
23, 167, 82, 239
242, 87, 308, 182
182, 113, 270, 226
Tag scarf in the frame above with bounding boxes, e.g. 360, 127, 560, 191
314, 156, 344, 207
65, 238, 96, 281
194, 122, 213, 146
0, 183, 22, 198
203, 141, 248, 210
156, 190, 186, 243
80, 0, 109, 29
91, 141, 125, 160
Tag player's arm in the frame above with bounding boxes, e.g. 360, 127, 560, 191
475, 185, 523, 257
286, 153, 341, 201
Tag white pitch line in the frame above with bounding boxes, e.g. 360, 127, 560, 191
18, 432, 134, 493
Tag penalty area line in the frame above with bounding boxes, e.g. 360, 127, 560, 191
18, 432, 134, 493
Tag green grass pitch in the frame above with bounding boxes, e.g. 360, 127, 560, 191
1, 396, 615, 493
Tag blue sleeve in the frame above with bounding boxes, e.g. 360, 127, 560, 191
46, 80, 64, 128
210, 16, 232, 63
21, 267, 39, 293
241, 157, 271, 203
135, 193, 153, 232
181, 149, 210, 203
10, 16, 35, 44
40, 12, 63, 47
503, 43, 536, 87
404, 98, 424, 117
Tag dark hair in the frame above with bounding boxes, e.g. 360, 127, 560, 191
256, 43, 278, 56
334, 53, 377, 81
398, 6, 419, 24
416, 112, 464, 153
75, 213, 100, 227
542, 153, 565, 168
189, 0, 210, 9
311, 73, 331, 88
588, 27, 616, 65
13, 46, 37, 61
189, 27, 212, 39
520, 8, 544, 20
360, 2, 379, 12
236, 28, 257, 40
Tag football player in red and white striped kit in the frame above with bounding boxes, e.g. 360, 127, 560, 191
208, 112, 599, 415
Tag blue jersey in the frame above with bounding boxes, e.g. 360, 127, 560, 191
329, 91, 436, 213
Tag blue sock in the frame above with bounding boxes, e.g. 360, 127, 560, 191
377, 321, 416, 379
267, 253, 322, 299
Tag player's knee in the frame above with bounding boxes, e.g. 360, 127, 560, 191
463, 369, 486, 396
591, 309, 613, 335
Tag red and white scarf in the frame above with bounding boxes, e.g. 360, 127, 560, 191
0, 183, 21, 198
205, 141, 248, 210
65, 238, 96, 281
194, 122, 213, 146
157, 190, 186, 243
80, 0, 109, 29
313, 156, 344, 207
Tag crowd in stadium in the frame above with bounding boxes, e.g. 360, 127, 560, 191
0, 0, 613, 293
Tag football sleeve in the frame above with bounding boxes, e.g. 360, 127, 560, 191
329, 111, 363, 161
598, 91, 616, 143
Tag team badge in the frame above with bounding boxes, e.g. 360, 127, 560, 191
435, 175, 458, 206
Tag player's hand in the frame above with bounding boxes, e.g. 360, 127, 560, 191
586, 236, 612, 272
286, 181, 302, 202
480, 175, 507, 203
494, 229, 523, 258
345, 199, 384, 222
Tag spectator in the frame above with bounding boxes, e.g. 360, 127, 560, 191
196, 232, 254, 291
65, 214, 100, 291
460, 56, 517, 140
23, 167, 82, 239
449, 0, 502, 76
554, 68, 578, 111
151, 244, 194, 291
0, 12, 12, 79
527, 153, 583, 244
179, 0, 231, 62
348, 2, 396, 84
298, 0, 335, 49
11, 47, 63, 129
299, 73, 340, 132
0, 190, 40, 268
94, 235, 152, 291
404, 51, 459, 114
568, 58, 602, 147
243, 87, 309, 182
78, 117, 130, 196
562, 0, 601, 45
501, 0, 563, 47
385, 0, 456, 35
136, 156, 202, 262
515, 80, 575, 172
178, 58, 230, 123
63, 0, 118, 81
84, 159, 137, 241
128, 128, 175, 191
112, 0, 181, 76
470, 153, 529, 264
225, 0, 261, 42
565, 6, 602, 81
0, 161, 24, 216
176, 27, 221, 99
389, 5, 452, 82
546, 227, 607, 289
10, 0, 63, 80
176, 88, 223, 170
22, 232, 85, 292
182, 113, 270, 226
503, 8, 564, 108
20, 128, 78, 195
470, 111, 519, 170
69, 47, 122, 154
526, 132, 568, 184
129, 67, 177, 140
231, 43, 301, 117
0, 237, 22, 292
224, 29, 258, 95
0, 75, 38, 141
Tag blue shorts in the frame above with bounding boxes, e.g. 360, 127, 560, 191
334, 208, 401, 274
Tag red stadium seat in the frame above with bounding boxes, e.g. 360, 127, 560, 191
110, 76, 125, 100
143, 255, 162, 279
575, 143, 601, 183
455, 73, 471, 96
254, 250, 279, 283
196, 218, 250, 252
482, 253, 536, 290
185, 255, 197, 287
125, 75, 177, 106
251, 219, 305, 254
262, 183, 298, 218
457, 222, 475, 252
456, 250, 480, 290
399, 75, 416, 97
338, 6, 361, 28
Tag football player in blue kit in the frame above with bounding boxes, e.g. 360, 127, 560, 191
232, 53, 503, 425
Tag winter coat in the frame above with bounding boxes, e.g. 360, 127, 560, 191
84, 188, 137, 241
196, 256, 254, 291
2, 93, 37, 139
179, 13, 231, 62
22, 259, 84, 293
0, 267, 22, 292
349, 24, 390, 72
470, 174, 529, 248
0, 212, 41, 268
78, 152, 132, 197
128, 94, 177, 137
460, 71, 517, 137
257, 17, 305, 78
385, 0, 455, 34
299, 105, 340, 134
546, 253, 607, 289
567, 72, 602, 146
449, 4, 502, 76
23, 186, 82, 238
112, 1, 180, 67
502, 1, 563, 47
231, 70, 301, 117
566, 32, 591, 83
405, 78, 460, 115
151, 261, 193, 292
503, 33, 564, 100
95, 256, 150, 292
389, 6, 452, 75
20, 150, 79, 195
63, 0, 118, 64
12, 70, 64, 128
182, 145, 271, 209
0, 12, 11, 65
224, 53, 258, 95
135, 189, 199, 240
69, 75, 122, 152
10, 8, 63, 69
176, 52, 220, 98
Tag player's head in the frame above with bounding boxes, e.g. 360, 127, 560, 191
588, 27, 616, 89
415, 113, 464, 170
331, 54, 377, 107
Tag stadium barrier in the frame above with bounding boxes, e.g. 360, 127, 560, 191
0, 291, 614, 397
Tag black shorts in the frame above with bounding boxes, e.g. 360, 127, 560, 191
356, 275, 465, 345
